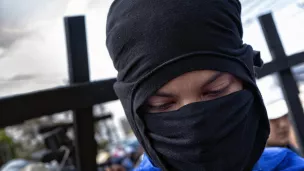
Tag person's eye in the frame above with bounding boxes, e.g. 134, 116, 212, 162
205, 89, 224, 96
203, 85, 230, 99
147, 102, 174, 113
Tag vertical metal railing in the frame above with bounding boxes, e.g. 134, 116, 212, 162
258, 13, 304, 154
65, 16, 97, 171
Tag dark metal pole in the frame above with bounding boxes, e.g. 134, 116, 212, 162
64, 16, 97, 170
259, 13, 304, 154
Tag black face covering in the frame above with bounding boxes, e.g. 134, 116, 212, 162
106, 0, 270, 170
144, 90, 259, 171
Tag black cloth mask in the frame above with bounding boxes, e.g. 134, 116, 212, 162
106, 0, 270, 170
144, 90, 259, 171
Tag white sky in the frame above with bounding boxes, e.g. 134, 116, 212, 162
1, 0, 304, 128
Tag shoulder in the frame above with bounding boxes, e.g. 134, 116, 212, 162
134, 148, 304, 171
253, 147, 304, 171
133, 154, 160, 171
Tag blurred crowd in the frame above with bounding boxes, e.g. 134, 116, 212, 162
0, 133, 144, 171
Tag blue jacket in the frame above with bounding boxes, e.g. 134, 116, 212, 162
134, 147, 304, 171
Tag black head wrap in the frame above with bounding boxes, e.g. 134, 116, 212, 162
106, 0, 269, 170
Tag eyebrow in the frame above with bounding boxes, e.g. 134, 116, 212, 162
202, 72, 223, 87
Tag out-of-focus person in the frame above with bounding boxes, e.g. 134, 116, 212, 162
266, 99, 299, 153
290, 125, 300, 151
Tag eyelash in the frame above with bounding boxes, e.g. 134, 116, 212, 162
203, 86, 228, 97
146, 84, 231, 112
147, 102, 174, 111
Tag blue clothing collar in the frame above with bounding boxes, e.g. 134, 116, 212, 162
135, 147, 304, 171
252, 147, 288, 171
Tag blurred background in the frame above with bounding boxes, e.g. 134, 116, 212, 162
1, 0, 304, 170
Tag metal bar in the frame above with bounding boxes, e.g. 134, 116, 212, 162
65, 16, 97, 171
256, 52, 304, 78
259, 13, 304, 153
0, 79, 117, 128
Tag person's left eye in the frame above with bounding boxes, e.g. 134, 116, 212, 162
205, 89, 225, 96
203, 85, 229, 100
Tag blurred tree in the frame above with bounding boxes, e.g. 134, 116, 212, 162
94, 104, 119, 147
0, 129, 15, 166
5, 117, 55, 159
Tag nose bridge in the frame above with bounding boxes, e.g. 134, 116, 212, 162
181, 94, 202, 106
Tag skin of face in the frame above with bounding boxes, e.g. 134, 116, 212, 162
289, 124, 300, 149
267, 115, 290, 146
143, 70, 243, 113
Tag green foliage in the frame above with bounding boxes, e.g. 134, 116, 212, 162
0, 129, 15, 165
0, 129, 13, 145
98, 139, 109, 150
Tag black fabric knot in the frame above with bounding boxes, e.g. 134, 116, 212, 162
253, 51, 263, 68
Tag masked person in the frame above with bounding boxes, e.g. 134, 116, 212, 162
106, 0, 304, 170
266, 100, 299, 154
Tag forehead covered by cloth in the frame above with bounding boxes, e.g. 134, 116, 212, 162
106, 0, 267, 169
106, 0, 263, 107
107, 0, 243, 81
